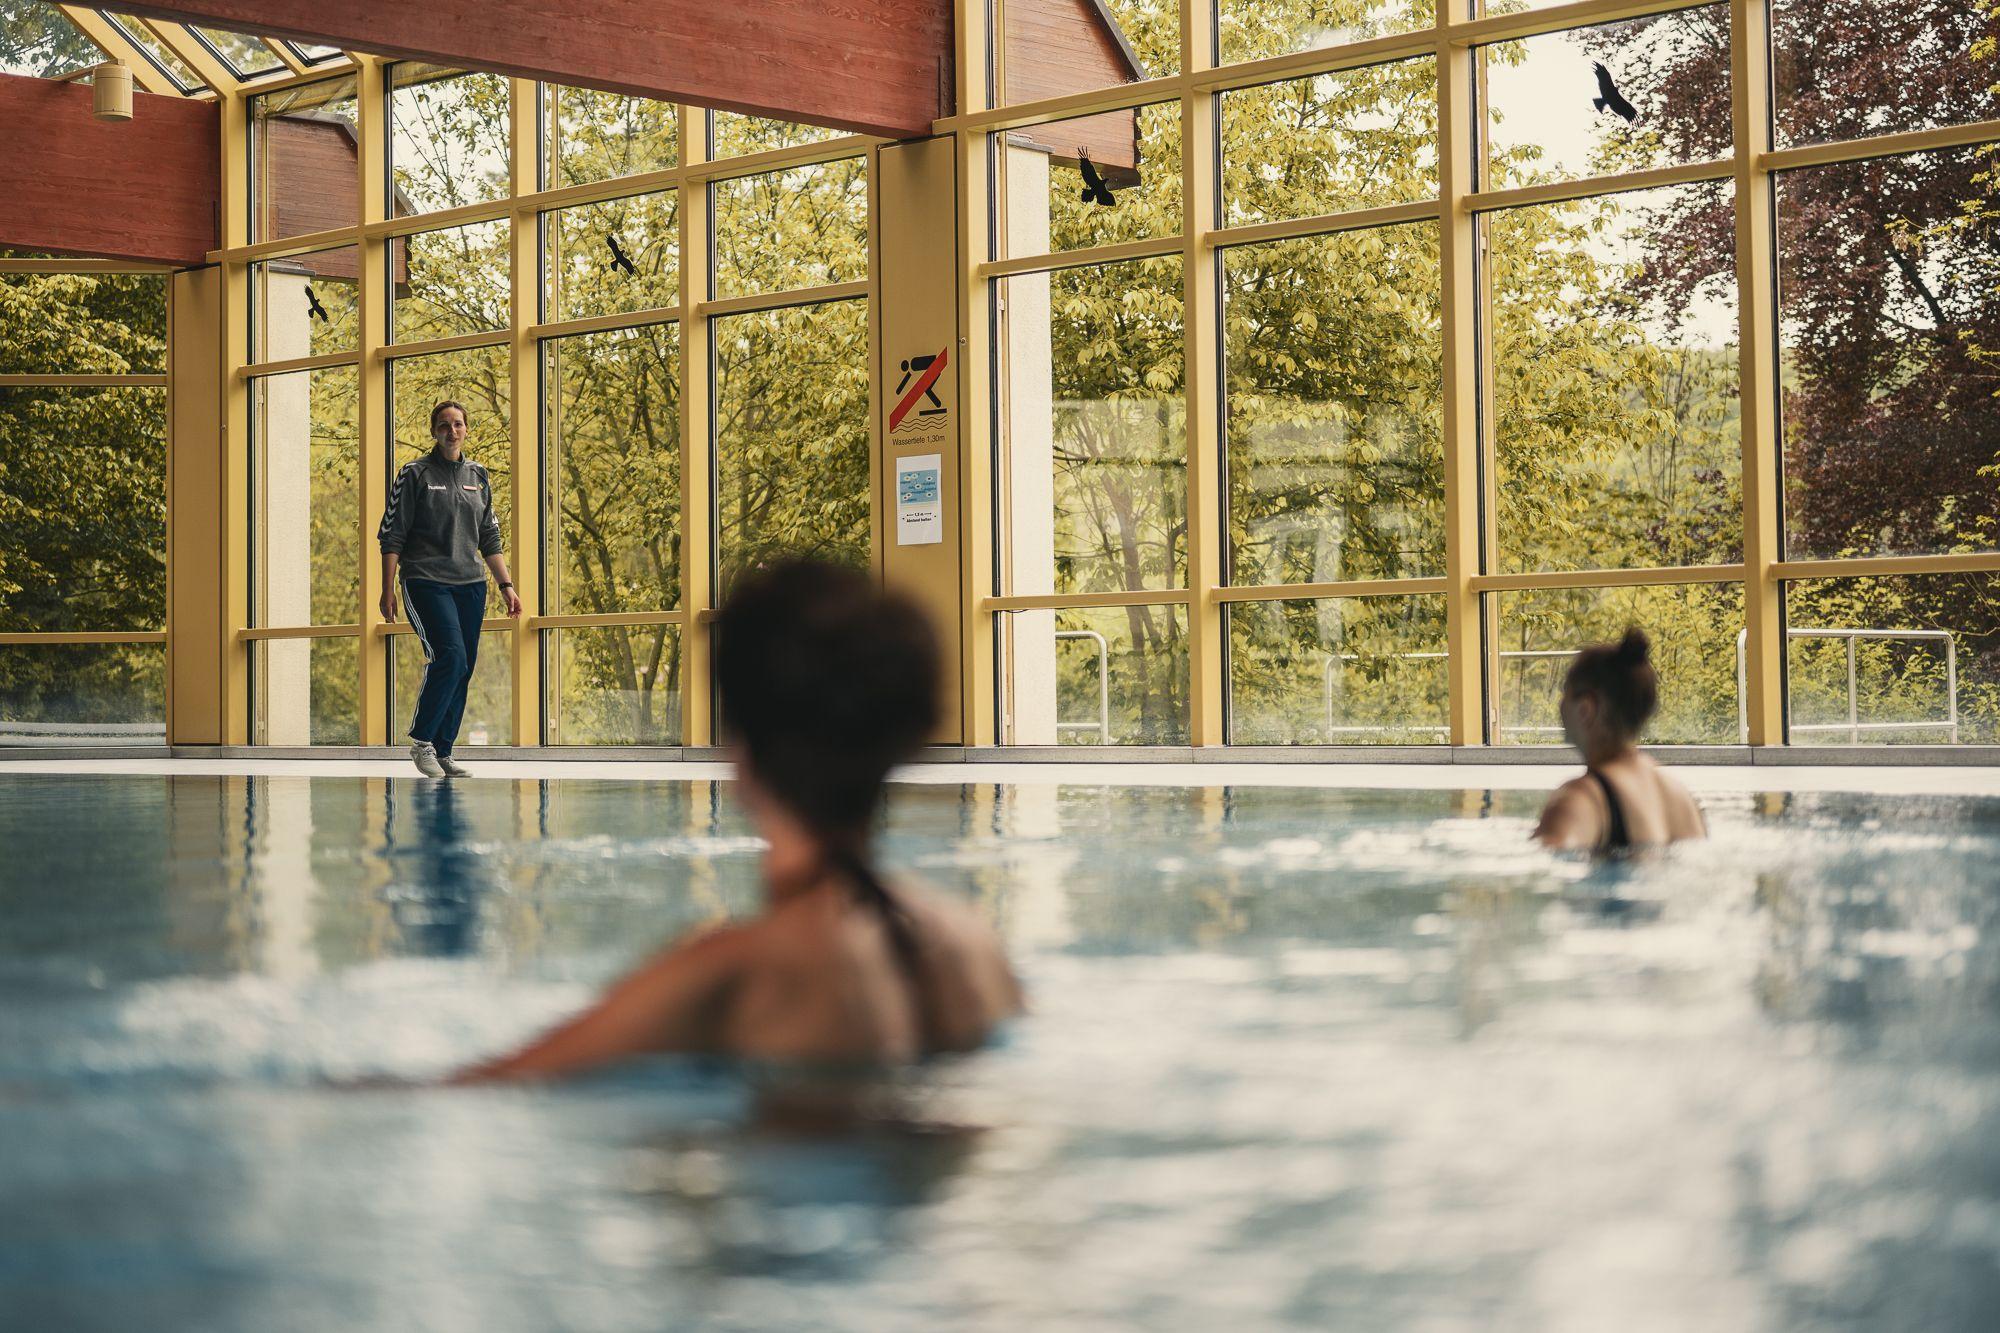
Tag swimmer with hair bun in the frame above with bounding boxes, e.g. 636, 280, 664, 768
1534, 628, 1707, 855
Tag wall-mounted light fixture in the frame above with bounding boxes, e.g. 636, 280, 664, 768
91, 61, 133, 122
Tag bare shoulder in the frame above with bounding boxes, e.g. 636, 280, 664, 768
1654, 766, 1708, 838
1535, 776, 1601, 850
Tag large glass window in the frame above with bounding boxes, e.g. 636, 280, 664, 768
543, 326, 681, 615
1218, 0, 1432, 67
1776, 149, 2000, 561
1480, 7, 1731, 189
710, 112, 843, 158
250, 77, 361, 244
996, 257, 1186, 597
546, 87, 678, 188
1228, 594, 1448, 744
713, 300, 869, 592
1488, 181, 1741, 575
1772, 3, 2000, 151
250, 368, 361, 628
0, 3, 101, 78
0, 271, 165, 374
0, 385, 166, 632
545, 192, 677, 324
711, 160, 867, 298
547, 625, 682, 745
391, 220, 509, 345
1785, 574, 2000, 745
251, 247, 360, 363
994, 604, 1189, 745
0, 644, 165, 746
1221, 60, 1436, 227
1223, 223, 1442, 586
252, 638, 358, 745
994, 103, 1181, 259
389, 65, 511, 217
1493, 583, 1744, 745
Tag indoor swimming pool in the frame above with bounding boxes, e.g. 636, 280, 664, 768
4, 772, 2000, 1331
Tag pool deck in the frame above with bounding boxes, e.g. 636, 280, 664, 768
3, 755, 1998, 797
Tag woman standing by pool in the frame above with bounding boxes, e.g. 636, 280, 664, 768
377, 400, 522, 778
454, 559, 1022, 1079
1534, 629, 1707, 854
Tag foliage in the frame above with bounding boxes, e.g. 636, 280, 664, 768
0, 266, 166, 729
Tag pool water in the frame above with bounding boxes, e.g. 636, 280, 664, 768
4, 773, 2000, 1331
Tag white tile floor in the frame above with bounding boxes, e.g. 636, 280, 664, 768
3, 756, 1998, 796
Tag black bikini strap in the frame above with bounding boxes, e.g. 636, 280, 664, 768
1587, 768, 1632, 852
823, 842, 932, 1052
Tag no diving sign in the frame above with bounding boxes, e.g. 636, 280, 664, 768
889, 346, 951, 446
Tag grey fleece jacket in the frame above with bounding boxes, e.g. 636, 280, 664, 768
377, 448, 503, 586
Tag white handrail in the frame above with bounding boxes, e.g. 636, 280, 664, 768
1054, 629, 1111, 744
1735, 627, 1958, 744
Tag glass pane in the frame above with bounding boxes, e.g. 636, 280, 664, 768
0, 270, 165, 373
250, 76, 361, 243
711, 158, 867, 298
104, 14, 201, 92
0, 386, 165, 632
252, 637, 359, 745
547, 624, 683, 744
545, 191, 677, 323
390, 219, 508, 344
1481, 7, 1731, 189
1490, 182, 1741, 575
1493, 582, 1744, 745
250, 248, 359, 362
195, 27, 280, 77
389, 65, 511, 216
1000, 0, 1174, 104
1224, 224, 1442, 585
710, 112, 842, 157
547, 86, 678, 188
0, 3, 100, 78
544, 325, 681, 615
996, 257, 1184, 596
389, 345, 512, 538
995, 103, 1180, 259
1777, 148, 2000, 561
289, 42, 343, 65
1228, 595, 1448, 744
1785, 574, 1999, 745
713, 300, 869, 593
251, 368, 360, 628
0, 642, 164, 745
390, 627, 513, 746
994, 605, 1189, 745
1774, 2, 2000, 150
1221, 59, 1436, 228
1220, 1, 1432, 66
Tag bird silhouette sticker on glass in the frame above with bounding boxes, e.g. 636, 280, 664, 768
1592, 61, 1638, 123
605, 233, 638, 276
1078, 152, 1117, 207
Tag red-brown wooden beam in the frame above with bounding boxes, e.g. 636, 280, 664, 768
112, 0, 954, 139
0, 73, 219, 266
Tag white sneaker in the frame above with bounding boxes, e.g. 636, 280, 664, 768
437, 753, 471, 778
410, 741, 446, 778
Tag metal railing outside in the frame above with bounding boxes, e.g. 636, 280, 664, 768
1322, 648, 1580, 741
1737, 627, 1958, 744
1055, 629, 1112, 744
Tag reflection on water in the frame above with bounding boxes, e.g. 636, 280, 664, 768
2, 775, 2000, 1330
